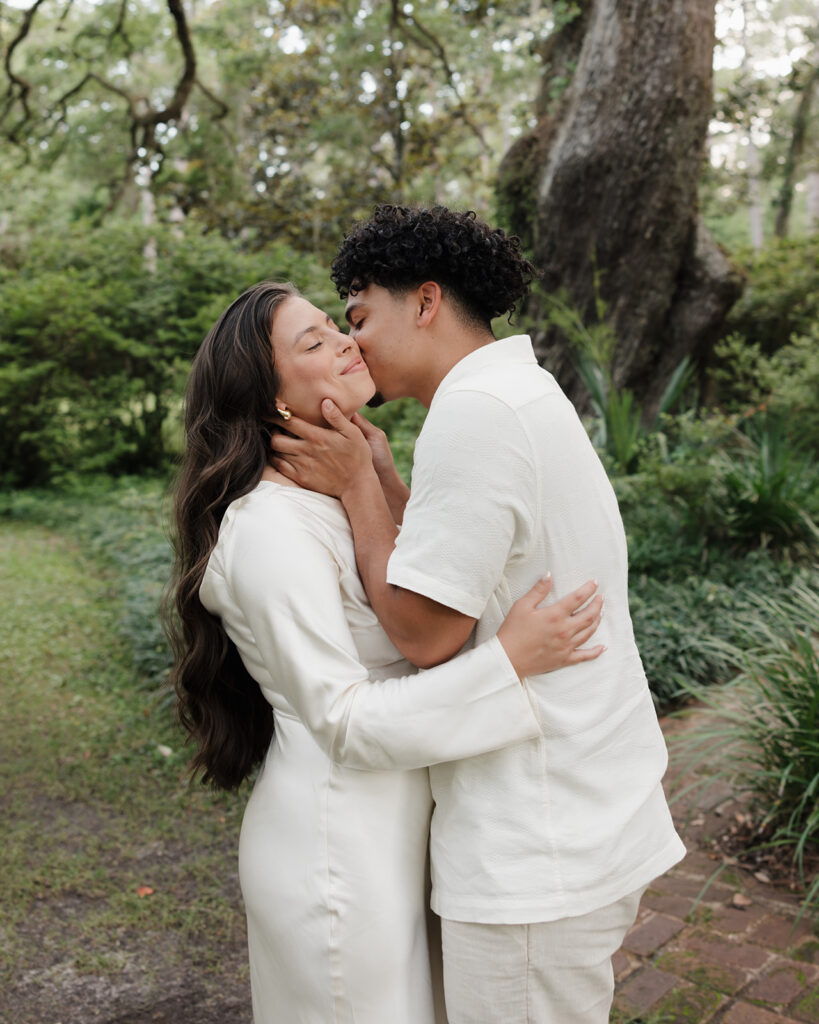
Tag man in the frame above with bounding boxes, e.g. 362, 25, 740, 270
272, 204, 685, 1023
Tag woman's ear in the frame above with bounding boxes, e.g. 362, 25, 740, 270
416, 282, 442, 327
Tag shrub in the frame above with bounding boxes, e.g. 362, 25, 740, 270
709, 326, 819, 455
0, 221, 336, 486
0, 477, 174, 690
722, 236, 819, 354
629, 553, 817, 708
617, 410, 819, 571
672, 586, 819, 916
719, 413, 819, 550
541, 288, 695, 473
629, 575, 741, 707
363, 398, 427, 483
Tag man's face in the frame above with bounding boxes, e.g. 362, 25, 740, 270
344, 284, 417, 402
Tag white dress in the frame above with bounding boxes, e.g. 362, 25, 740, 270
198, 482, 541, 1024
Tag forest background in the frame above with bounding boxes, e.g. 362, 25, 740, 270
1, 0, 819, 1006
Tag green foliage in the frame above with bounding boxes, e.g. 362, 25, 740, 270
673, 586, 819, 917
710, 326, 819, 455
1, 0, 557, 257
0, 477, 175, 690
629, 575, 743, 707
720, 414, 819, 550
0, 520, 249, 999
615, 409, 818, 707
617, 410, 819, 571
0, 220, 335, 485
363, 399, 428, 483
542, 288, 695, 472
722, 237, 819, 354
628, 554, 816, 708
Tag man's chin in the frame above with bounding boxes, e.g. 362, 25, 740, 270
366, 391, 385, 408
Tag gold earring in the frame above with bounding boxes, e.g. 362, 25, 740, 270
276, 406, 292, 422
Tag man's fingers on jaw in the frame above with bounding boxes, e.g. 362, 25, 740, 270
270, 435, 304, 453
321, 399, 350, 431
351, 411, 377, 435
281, 415, 322, 440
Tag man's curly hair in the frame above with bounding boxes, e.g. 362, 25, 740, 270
331, 204, 536, 327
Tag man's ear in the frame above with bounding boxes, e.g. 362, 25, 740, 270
415, 281, 442, 327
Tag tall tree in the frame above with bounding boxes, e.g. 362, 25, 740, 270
0, 0, 228, 210
774, 48, 819, 237
497, 0, 744, 415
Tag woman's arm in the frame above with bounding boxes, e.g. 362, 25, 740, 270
219, 496, 549, 772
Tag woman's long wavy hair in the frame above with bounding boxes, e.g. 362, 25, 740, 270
166, 281, 297, 790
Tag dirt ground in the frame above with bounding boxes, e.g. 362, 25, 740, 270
1, 523, 254, 1024
2, 793, 253, 1024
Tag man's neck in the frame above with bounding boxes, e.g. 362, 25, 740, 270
415, 331, 496, 408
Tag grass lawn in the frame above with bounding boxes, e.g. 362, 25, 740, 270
0, 521, 252, 1024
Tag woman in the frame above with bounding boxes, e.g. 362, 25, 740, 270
167, 281, 604, 1024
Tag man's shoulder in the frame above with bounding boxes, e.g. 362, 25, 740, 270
435, 359, 563, 417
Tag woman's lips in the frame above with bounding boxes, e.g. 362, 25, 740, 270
341, 357, 366, 374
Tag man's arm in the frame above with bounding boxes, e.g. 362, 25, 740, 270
271, 404, 475, 665
337, 461, 477, 666
350, 411, 410, 525
271, 400, 604, 671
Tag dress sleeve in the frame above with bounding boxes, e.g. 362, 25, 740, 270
387, 390, 537, 618
222, 498, 541, 771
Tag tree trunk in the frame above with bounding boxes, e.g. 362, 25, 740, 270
497, 0, 743, 418
774, 56, 819, 239
806, 169, 819, 235
743, 0, 764, 252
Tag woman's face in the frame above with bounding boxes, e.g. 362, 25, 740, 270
272, 296, 376, 425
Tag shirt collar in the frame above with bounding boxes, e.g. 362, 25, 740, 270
432, 335, 536, 405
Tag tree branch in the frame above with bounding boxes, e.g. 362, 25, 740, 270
194, 77, 229, 120
2, 0, 230, 205
393, 0, 490, 154
143, 0, 197, 128
1, 0, 49, 139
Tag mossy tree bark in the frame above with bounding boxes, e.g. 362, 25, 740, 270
497, 0, 743, 416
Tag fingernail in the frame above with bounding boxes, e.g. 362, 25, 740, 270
322, 399, 333, 411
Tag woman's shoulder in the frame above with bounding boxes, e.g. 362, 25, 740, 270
218, 482, 349, 559
225, 480, 344, 526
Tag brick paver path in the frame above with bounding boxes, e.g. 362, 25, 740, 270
612, 711, 819, 1023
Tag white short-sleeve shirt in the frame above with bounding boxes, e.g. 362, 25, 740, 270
387, 335, 686, 924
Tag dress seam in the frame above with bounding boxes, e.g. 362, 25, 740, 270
326, 764, 343, 1022
525, 923, 531, 1023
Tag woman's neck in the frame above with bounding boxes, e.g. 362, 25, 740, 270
260, 465, 301, 488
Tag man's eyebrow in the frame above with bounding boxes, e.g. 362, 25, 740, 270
344, 301, 362, 325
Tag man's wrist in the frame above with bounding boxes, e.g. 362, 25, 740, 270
339, 463, 383, 508
380, 470, 410, 507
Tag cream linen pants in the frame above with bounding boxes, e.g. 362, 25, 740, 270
441, 886, 645, 1024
